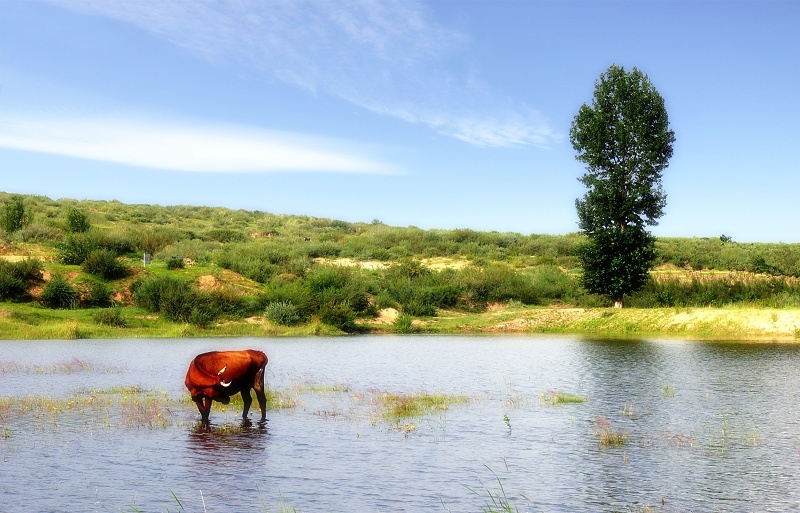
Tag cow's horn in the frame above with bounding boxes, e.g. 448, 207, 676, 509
217, 365, 227, 375
220, 379, 232, 387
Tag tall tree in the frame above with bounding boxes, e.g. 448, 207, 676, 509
570, 65, 675, 307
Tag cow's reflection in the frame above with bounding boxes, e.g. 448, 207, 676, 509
187, 418, 269, 457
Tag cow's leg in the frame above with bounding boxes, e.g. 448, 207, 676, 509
241, 390, 252, 419
195, 397, 212, 423
254, 365, 268, 421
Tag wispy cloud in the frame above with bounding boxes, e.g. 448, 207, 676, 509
42, 0, 557, 148
0, 116, 393, 173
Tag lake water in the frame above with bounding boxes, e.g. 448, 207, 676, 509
2, 335, 800, 512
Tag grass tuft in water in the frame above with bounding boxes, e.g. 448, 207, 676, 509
595, 417, 627, 446
540, 390, 587, 405
379, 391, 470, 419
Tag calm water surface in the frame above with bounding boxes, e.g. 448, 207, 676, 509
2, 335, 800, 512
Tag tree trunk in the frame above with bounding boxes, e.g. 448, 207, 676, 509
613, 299, 623, 308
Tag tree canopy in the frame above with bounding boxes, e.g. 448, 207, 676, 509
570, 65, 675, 306
571, 65, 675, 235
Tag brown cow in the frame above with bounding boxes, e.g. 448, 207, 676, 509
185, 349, 268, 424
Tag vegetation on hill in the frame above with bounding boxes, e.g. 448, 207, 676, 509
1, 192, 799, 338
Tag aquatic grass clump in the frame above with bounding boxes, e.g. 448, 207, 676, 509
595, 417, 627, 446
540, 390, 587, 405
379, 391, 470, 419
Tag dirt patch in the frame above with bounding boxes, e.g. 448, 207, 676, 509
375, 308, 399, 324
197, 275, 221, 291
316, 258, 388, 270
421, 257, 470, 270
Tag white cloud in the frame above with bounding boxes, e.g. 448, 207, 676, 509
41, 0, 557, 148
0, 116, 393, 173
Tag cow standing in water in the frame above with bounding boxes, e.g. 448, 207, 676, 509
185, 350, 268, 424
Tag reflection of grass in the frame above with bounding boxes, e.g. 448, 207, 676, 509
0, 358, 123, 374
379, 392, 470, 419
293, 382, 350, 393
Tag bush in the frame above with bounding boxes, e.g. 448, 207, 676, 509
166, 257, 185, 270
202, 229, 247, 243
41, 275, 79, 309
20, 223, 62, 242
260, 280, 314, 319
1, 195, 27, 233
132, 274, 189, 313
264, 301, 303, 326
66, 207, 91, 233
1, 258, 44, 282
93, 308, 127, 327
58, 233, 102, 265
82, 249, 128, 280
317, 300, 358, 332
393, 312, 417, 333
132, 274, 219, 325
84, 280, 113, 308
0, 271, 27, 301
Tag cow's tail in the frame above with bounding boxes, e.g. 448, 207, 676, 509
254, 357, 267, 393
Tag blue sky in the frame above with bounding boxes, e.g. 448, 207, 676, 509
1, 1, 798, 242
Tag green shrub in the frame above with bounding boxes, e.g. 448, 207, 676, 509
203, 287, 250, 317
132, 274, 220, 325
393, 312, 418, 333
41, 275, 79, 309
264, 301, 303, 326
93, 308, 127, 327
166, 257, 185, 270
66, 207, 91, 233
127, 227, 184, 254
132, 274, 190, 313
402, 297, 436, 317
0, 271, 27, 301
260, 280, 314, 318
20, 223, 62, 242
84, 280, 113, 308
188, 303, 215, 328
202, 229, 247, 243
2, 258, 44, 282
317, 300, 358, 332
1, 195, 27, 233
82, 249, 128, 280
58, 233, 102, 265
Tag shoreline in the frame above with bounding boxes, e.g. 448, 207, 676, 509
2, 305, 799, 341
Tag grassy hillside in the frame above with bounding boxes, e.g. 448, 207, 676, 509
1, 192, 800, 339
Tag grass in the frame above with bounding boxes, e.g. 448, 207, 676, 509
4, 192, 800, 340
468, 466, 525, 513
378, 391, 471, 420
0, 384, 299, 431
540, 390, 587, 405
595, 417, 627, 446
